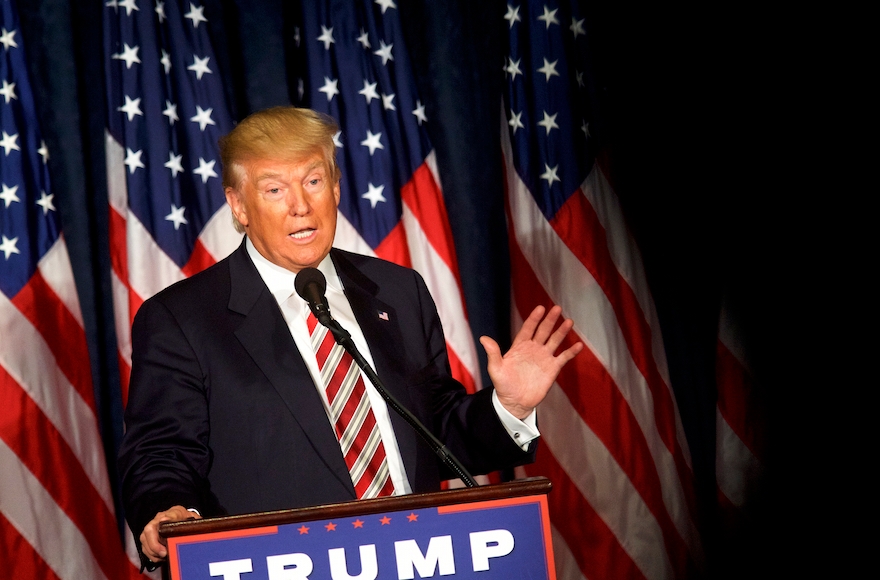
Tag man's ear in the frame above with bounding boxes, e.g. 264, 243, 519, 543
225, 187, 247, 228
333, 181, 341, 207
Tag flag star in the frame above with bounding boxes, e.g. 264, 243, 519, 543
165, 204, 188, 230
375, 0, 397, 14
540, 163, 560, 186
38, 141, 49, 164
297, 78, 304, 101
374, 40, 393, 65
357, 28, 371, 49
362, 182, 387, 208
0, 131, 20, 155
193, 157, 218, 183
508, 110, 524, 134
118, 95, 143, 121
165, 152, 184, 177
381, 93, 396, 111
0, 183, 19, 207
570, 17, 586, 38
163, 100, 179, 124
112, 43, 141, 69
360, 131, 384, 155
504, 4, 521, 28
332, 131, 343, 148
412, 100, 427, 125
0, 235, 20, 260
581, 120, 590, 138
187, 55, 212, 80
317, 25, 335, 50
161, 50, 172, 74
190, 105, 216, 131
505, 57, 523, 80
124, 148, 145, 173
118, 0, 139, 16
537, 6, 559, 28
538, 111, 559, 134
36, 190, 57, 215
294, 27, 301, 47
358, 80, 380, 104
575, 70, 584, 88
155, 1, 166, 23
0, 79, 16, 103
0, 28, 17, 50
105, 0, 118, 10
184, 3, 208, 28
318, 77, 340, 101
537, 58, 560, 81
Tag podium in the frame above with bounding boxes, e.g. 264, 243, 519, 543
159, 477, 555, 579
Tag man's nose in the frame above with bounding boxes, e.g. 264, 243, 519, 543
287, 187, 311, 216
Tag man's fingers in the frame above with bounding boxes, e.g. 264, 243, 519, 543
512, 305, 546, 345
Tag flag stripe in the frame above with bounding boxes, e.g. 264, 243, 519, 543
0, 512, 64, 580
36, 236, 84, 328
716, 341, 759, 458
550, 525, 588, 580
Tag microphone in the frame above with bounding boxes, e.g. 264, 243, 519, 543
292, 266, 478, 488
294, 267, 331, 324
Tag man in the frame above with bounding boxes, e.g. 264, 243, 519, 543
118, 107, 583, 567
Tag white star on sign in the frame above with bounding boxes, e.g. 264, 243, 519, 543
540, 163, 560, 186
124, 148, 145, 174
318, 77, 339, 101
570, 17, 586, 38
190, 106, 216, 131
358, 80, 379, 104
362, 182, 387, 208
0, 131, 20, 155
360, 130, 384, 155
38, 141, 49, 164
381, 93, 396, 111
508, 110, 524, 134
357, 28, 371, 49
187, 55, 212, 80
317, 26, 335, 50
332, 131, 343, 148
163, 100, 179, 125
118, 95, 143, 121
375, 0, 397, 14
538, 111, 559, 134
0, 183, 19, 207
537, 6, 559, 28
161, 49, 172, 73
112, 43, 141, 69
412, 100, 427, 125
165, 204, 189, 230
505, 57, 523, 80
193, 157, 218, 183
118, 0, 139, 16
156, 1, 167, 23
581, 120, 590, 138
184, 3, 208, 28
165, 152, 184, 177
0, 79, 16, 103
374, 40, 393, 65
504, 5, 521, 28
0, 235, 20, 260
0, 28, 18, 50
36, 191, 56, 215
537, 58, 560, 81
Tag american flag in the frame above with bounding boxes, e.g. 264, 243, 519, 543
501, 2, 702, 578
104, 0, 242, 405
300, 0, 481, 394
0, 1, 138, 577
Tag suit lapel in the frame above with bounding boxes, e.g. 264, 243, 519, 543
227, 243, 354, 495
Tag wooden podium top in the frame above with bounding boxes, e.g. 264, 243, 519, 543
160, 476, 551, 539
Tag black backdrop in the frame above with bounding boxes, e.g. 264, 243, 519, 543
14, 1, 833, 577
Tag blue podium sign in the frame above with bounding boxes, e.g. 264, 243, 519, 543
167, 495, 555, 580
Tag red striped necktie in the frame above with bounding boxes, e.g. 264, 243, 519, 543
307, 312, 394, 499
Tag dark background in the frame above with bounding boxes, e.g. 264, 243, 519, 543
16, 1, 839, 577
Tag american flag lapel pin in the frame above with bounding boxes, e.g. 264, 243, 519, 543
378, 310, 389, 321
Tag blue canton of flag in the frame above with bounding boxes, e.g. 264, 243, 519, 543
104, 0, 240, 402
1, 1, 140, 577
300, 0, 482, 393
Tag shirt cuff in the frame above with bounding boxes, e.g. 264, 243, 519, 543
492, 390, 540, 451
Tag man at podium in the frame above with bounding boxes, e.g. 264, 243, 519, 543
118, 107, 583, 569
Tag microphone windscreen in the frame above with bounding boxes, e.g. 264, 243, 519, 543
294, 267, 327, 302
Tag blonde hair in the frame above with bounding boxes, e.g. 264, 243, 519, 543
219, 107, 340, 233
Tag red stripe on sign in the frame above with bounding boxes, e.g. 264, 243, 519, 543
182, 238, 219, 278
548, 186, 697, 516
0, 369, 135, 580
508, 236, 693, 578
446, 341, 477, 394
108, 205, 130, 287
374, 220, 412, 268
0, 512, 63, 580
716, 341, 763, 460
399, 161, 461, 281
10, 272, 95, 411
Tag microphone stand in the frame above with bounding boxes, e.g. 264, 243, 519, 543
316, 312, 479, 489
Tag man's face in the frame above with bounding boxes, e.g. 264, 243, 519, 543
226, 153, 340, 273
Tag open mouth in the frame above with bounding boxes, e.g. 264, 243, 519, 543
290, 228, 316, 240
